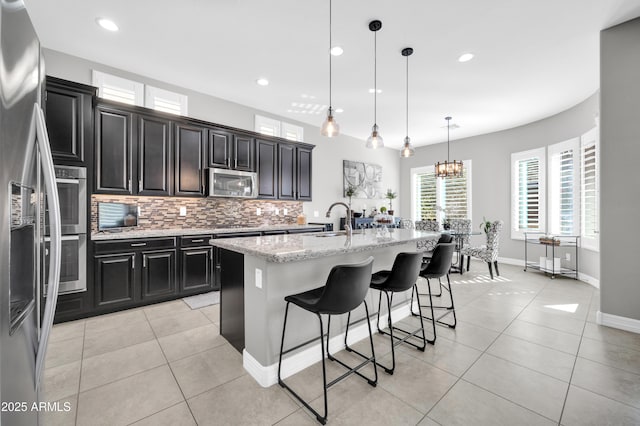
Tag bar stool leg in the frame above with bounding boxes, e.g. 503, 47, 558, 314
342, 301, 379, 386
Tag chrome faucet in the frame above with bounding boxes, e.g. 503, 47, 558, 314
326, 202, 352, 236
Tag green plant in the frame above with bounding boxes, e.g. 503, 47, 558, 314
385, 189, 397, 210
379, 206, 387, 214
480, 216, 492, 234
345, 184, 357, 209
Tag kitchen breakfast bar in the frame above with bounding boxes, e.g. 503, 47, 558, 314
210, 228, 439, 387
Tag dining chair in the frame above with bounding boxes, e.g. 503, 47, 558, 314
415, 220, 440, 252
460, 220, 504, 279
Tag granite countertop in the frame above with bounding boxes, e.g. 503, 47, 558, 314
91, 224, 327, 241
209, 228, 440, 263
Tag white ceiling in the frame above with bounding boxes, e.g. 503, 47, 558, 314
24, 0, 640, 148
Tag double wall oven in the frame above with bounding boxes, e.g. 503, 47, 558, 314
45, 165, 87, 295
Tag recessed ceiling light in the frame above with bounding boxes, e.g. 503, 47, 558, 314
96, 18, 119, 32
330, 46, 344, 56
335, 108, 344, 113
368, 88, 382, 94
458, 53, 474, 62
256, 78, 269, 86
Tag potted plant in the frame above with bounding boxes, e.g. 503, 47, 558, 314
385, 189, 397, 216
379, 206, 387, 214
345, 184, 356, 214
480, 216, 492, 234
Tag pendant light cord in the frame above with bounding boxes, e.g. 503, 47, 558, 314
328, 0, 332, 108
406, 53, 409, 138
373, 29, 377, 126
447, 117, 451, 162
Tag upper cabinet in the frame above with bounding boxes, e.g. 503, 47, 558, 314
278, 143, 296, 200
208, 129, 254, 171
174, 122, 207, 196
95, 105, 135, 194
258, 140, 313, 201
44, 77, 96, 166
138, 115, 172, 196
256, 139, 277, 199
296, 146, 313, 201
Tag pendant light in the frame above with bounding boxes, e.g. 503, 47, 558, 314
400, 47, 415, 158
321, 0, 339, 137
435, 116, 463, 177
366, 20, 383, 149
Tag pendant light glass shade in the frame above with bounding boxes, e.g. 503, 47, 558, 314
366, 124, 384, 148
321, 107, 340, 137
321, 0, 339, 137
366, 20, 383, 148
400, 47, 414, 157
435, 116, 463, 177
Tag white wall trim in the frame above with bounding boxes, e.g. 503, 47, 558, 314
497, 256, 525, 267
496, 256, 599, 288
597, 311, 640, 335
243, 302, 414, 387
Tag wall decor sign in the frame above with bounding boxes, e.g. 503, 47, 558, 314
343, 160, 383, 199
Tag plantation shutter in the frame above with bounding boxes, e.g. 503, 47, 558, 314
441, 167, 468, 220
517, 157, 541, 231
416, 171, 437, 220
580, 126, 599, 251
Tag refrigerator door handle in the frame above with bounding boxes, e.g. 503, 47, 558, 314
33, 103, 62, 389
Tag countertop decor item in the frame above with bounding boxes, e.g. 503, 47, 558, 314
400, 47, 415, 158
385, 188, 397, 215
435, 116, 464, 177
365, 19, 384, 149
320, 0, 340, 137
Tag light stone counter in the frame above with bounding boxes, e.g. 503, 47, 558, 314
209, 228, 439, 262
210, 228, 440, 387
90, 224, 326, 240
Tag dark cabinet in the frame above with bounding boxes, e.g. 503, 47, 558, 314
141, 249, 177, 300
256, 139, 277, 199
44, 77, 96, 165
93, 238, 176, 311
138, 115, 172, 195
179, 235, 215, 294
94, 253, 136, 308
95, 105, 135, 194
278, 143, 296, 200
297, 147, 313, 201
209, 130, 254, 171
175, 122, 206, 196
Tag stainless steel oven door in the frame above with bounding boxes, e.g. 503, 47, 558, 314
46, 166, 86, 235
44, 234, 86, 295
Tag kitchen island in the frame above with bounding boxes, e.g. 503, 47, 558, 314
210, 228, 439, 387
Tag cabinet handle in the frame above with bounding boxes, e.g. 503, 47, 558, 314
132, 257, 135, 269
191, 239, 204, 243
139, 179, 142, 192
128, 179, 132, 191
234, 158, 237, 169
143, 256, 147, 268
131, 242, 146, 247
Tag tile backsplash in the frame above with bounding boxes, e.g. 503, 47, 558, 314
91, 195, 303, 233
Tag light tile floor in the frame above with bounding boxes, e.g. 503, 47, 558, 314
41, 262, 640, 425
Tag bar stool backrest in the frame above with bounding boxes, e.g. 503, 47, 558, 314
382, 252, 423, 292
316, 257, 374, 315
422, 243, 455, 277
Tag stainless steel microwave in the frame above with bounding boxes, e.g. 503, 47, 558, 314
209, 168, 258, 198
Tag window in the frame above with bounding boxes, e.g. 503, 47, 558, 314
92, 71, 188, 115
548, 138, 580, 236
145, 85, 188, 116
411, 162, 472, 223
511, 148, 546, 239
92, 70, 143, 106
255, 115, 304, 141
580, 127, 599, 251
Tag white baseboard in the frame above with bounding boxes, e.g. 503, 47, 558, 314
597, 311, 640, 335
495, 256, 600, 289
243, 302, 414, 388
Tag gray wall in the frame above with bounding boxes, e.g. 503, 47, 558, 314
42, 49, 401, 230
600, 17, 640, 321
399, 93, 600, 281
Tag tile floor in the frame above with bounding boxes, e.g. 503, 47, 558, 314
41, 262, 640, 425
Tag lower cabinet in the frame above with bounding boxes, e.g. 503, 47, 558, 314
94, 252, 136, 309
141, 249, 177, 300
179, 235, 215, 294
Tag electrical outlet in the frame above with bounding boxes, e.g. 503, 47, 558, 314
283, 208, 288, 216
565, 253, 571, 261
256, 208, 261, 216
255, 268, 263, 289
314, 210, 319, 217
274, 208, 279, 215
179, 206, 187, 217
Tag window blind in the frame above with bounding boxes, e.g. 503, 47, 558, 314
414, 164, 469, 221
517, 157, 541, 231
442, 170, 468, 220
416, 170, 437, 220
581, 143, 598, 239
557, 149, 574, 235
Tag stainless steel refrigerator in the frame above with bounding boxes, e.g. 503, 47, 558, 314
0, 1, 62, 425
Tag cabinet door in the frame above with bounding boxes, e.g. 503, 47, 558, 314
94, 253, 136, 308
233, 136, 255, 171
141, 249, 177, 300
180, 247, 213, 293
175, 123, 206, 196
209, 129, 232, 169
297, 147, 313, 200
95, 106, 135, 194
45, 84, 88, 164
138, 115, 172, 195
256, 140, 277, 199
278, 143, 296, 200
